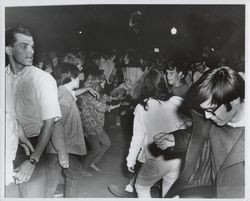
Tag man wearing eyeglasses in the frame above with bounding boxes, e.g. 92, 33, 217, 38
154, 66, 245, 198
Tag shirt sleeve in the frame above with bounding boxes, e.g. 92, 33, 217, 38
37, 73, 61, 121
51, 99, 70, 156
126, 105, 147, 167
169, 96, 183, 107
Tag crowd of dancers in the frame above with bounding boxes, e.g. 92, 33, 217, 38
5, 26, 245, 198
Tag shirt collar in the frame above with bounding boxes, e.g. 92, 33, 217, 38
6, 64, 29, 79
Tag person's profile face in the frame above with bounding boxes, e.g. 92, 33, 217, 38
83, 75, 94, 88
78, 72, 85, 81
10, 33, 34, 67
166, 68, 181, 86
200, 97, 238, 126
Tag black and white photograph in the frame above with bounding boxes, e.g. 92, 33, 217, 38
1, 0, 249, 199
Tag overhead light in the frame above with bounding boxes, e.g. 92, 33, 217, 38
170, 27, 177, 35
154, 48, 159, 52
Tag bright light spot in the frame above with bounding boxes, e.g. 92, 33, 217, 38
78, 30, 83, 35
211, 48, 215, 52
154, 48, 159, 53
171, 27, 177, 35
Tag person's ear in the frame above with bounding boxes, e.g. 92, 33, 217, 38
178, 71, 184, 79
230, 97, 241, 106
5, 46, 12, 56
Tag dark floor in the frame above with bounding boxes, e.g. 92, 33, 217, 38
76, 110, 135, 198
55, 110, 162, 198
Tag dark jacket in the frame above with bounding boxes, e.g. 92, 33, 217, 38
165, 110, 245, 198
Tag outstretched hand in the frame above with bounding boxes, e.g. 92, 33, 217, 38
88, 88, 100, 99
153, 132, 175, 150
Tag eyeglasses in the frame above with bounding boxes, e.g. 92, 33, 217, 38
203, 104, 222, 117
204, 108, 217, 116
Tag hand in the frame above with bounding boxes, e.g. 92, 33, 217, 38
13, 160, 35, 184
117, 89, 126, 99
88, 88, 100, 99
127, 165, 135, 173
154, 132, 175, 150
19, 133, 34, 156
20, 143, 33, 156
109, 104, 121, 111
58, 153, 69, 169
111, 88, 119, 97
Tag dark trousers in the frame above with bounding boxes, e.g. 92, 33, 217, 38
45, 153, 82, 198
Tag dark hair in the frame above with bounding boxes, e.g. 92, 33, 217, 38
54, 62, 80, 86
180, 66, 245, 117
131, 68, 172, 110
84, 70, 105, 94
197, 66, 244, 111
192, 54, 205, 64
6, 26, 32, 46
166, 60, 188, 79
125, 50, 140, 67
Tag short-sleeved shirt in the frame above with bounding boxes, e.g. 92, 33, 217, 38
8, 65, 61, 138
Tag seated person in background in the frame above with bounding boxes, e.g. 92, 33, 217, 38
78, 70, 120, 175
46, 62, 98, 198
165, 60, 191, 98
154, 66, 245, 198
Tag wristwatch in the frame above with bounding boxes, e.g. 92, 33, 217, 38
29, 157, 38, 165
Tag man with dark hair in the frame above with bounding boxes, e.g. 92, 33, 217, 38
154, 66, 245, 198
166, 60, 191, 98
5, 26, 61, 197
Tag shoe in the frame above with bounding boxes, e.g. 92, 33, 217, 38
108, 184, 136, 198
90, 163, 101, 172
53, 192, 64, 198
81, 170, 93, 176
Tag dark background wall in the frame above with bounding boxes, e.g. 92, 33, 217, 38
5, 4, 245, 56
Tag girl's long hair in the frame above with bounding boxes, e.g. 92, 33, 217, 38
131, 68, 172, 110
